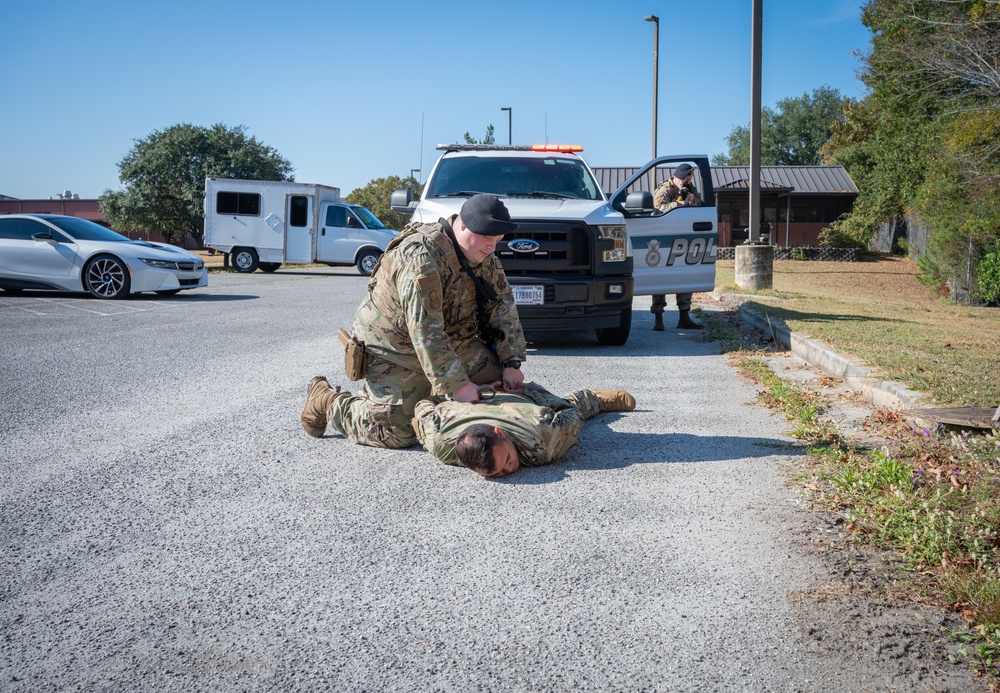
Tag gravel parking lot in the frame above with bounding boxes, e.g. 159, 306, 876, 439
0, 270, 983, 691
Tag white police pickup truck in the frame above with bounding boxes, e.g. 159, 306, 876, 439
391, 145, 716, 345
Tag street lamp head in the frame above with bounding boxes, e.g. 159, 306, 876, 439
644, 14, 658, 23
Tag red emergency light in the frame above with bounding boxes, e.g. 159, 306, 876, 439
530, 144, 584, 153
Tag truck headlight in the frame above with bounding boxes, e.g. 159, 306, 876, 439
598, 225, 627, 262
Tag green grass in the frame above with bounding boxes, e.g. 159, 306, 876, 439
708, 305, 1000, 681
715, 257, 1000, 407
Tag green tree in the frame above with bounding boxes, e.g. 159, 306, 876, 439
463, 124, 495, 145
711, 108, 778, 165
345, 175, 424, 231
712, 86, 852, 166
101, 123, 293, 245
824, 0, 1000, 287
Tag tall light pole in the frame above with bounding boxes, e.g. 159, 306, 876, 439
500, 107, 512, 145
410, 168, 420, 182
644, 15, 659, 159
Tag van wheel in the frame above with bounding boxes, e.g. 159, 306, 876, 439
356, 249, 381, 276
232, 248, 259, 273
259, 263, 281, 273
595, 308, 632, 346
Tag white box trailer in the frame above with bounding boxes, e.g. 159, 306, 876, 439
203, 178, 398, 275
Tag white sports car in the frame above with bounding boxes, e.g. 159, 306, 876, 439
0, 214, 208, 299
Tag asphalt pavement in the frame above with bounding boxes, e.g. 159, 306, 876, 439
0, 269, 982, 691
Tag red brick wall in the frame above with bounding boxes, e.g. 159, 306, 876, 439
0, 199, 105, 222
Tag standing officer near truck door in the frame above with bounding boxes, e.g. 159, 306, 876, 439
651, 163, 704, 331
300, 194, 528, 449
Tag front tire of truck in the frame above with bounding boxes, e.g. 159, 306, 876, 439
232, 247, 259, 273
356, 249, 381, 276
595, 308, 632, 346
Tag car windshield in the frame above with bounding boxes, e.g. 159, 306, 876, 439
46, 216, 131, 242
427, 155, 604, 201
350, 205, 386, 229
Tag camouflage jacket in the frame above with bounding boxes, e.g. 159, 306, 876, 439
412, 383, 599, 467
353, 217, 526, 395
653, 180, 702, 213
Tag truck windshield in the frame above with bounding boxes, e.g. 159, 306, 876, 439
427, 156, 604, 201
350, 205, 386, 229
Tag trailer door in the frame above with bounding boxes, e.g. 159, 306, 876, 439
284, 194, 314, 263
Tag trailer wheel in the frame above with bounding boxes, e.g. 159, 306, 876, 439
356, 249, 381, 276
232, 247, 259, 273
259, 263, 281, 273
595, 308, 632, 346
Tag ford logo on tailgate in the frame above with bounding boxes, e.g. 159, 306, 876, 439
508, 239, 541, 253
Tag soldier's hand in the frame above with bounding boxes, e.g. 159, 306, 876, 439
502, 367, 525, 393
452, 381, 481, 403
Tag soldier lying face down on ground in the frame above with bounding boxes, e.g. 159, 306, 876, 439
411, 382, 636, 478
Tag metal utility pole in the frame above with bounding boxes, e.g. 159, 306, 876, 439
644, 15, 659, 159
501, 107, 512, 145
735, 0, 774, 290
749, 0, 762, 244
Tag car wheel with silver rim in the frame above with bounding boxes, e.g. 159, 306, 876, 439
84, 255, 131, 299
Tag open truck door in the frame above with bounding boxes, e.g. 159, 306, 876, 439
609, 156, 717, 298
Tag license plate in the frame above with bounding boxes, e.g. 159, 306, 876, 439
513, 285, 544, 305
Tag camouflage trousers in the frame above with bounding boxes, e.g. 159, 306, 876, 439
329, 340, 502, 449
650, 292, 693, 315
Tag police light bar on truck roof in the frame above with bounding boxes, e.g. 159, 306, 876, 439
437, 144, 584, 153
530, 144, 584, 153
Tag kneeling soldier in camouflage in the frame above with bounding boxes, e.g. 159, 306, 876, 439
301, 193, 527, 449
411, 382, 636, 478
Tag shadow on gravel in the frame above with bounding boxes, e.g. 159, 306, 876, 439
493, 424, 803, 486
526, 311, 717, 357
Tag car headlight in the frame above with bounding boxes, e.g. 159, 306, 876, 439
598, 225, 627, 262
140, 258, 178, 269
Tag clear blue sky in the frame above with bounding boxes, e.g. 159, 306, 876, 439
0, 0, 871, 200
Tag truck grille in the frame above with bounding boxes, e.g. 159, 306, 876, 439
496, 221, 591, 276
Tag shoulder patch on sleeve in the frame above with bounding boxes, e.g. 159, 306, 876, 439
416, 273, 442, 311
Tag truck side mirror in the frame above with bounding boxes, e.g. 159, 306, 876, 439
390, 189, 414, 215
624, 190, 654, 215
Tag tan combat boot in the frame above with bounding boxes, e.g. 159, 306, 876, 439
301, 376, 341, 438
592, 390, 637, 412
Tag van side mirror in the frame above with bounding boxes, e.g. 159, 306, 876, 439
390, 189, 415, 215
624, 190, 654, 215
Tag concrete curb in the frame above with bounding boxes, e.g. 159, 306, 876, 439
736, 302, 926, 410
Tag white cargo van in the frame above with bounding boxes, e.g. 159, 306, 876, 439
204, 178, 397, 275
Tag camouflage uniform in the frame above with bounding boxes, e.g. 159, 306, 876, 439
651, 179, 703, 316
411, 382, 602, 467
330, 216, 526, 449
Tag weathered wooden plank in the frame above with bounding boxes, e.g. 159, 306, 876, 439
901, 406, 1000, 431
